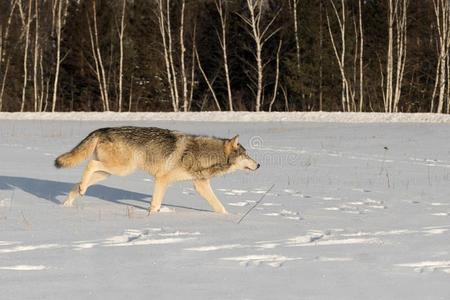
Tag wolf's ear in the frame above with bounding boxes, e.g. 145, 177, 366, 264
224, 135, 239, 155
229, 135, 239, 149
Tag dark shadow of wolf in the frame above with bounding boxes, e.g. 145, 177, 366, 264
0, 175, 211, 212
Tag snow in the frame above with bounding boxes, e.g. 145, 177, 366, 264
1, 111, 450, 123
1, 116, 450, 299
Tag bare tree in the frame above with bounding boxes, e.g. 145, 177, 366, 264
269, 39, 282, 112
0, 0, 18, 111
358, 0, 364, 112
326, 0, 353, 112
195, 46, 221, 111
156, 0, 181, 111
156, 0, 176, 111
393, 0, 408, 112
431, 0, 450, 113
20, 0, 33, 112
51, 0, 68, 112
384, 0, 408, 113
118, 0, 126, 112
166, 0, 179, 111
33, 0, 40, 111
180, 0, 189, 111
215, 0, 233, 111
188, 23, 197, 111
291, 0, 300, 71
238, 0, 280, 111
88, 0, 110, 111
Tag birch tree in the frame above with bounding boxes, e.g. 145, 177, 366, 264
156, 0, 180, 111
179, 0, 188, 111
269, 39, 282, 112
51, 0, 68, 112
0, 0, 17, 111
195, 45, 221, 111
326, 0, 353, 112
291, 0, 300, 71
88, 0, 110, 111
431, 0, 450, 113
118, 0, 126, 112
215, 0, 233, 111
238, 0, 280, 111
166, 0, 179, 111
33, 0, 40, 111
358, 0, 364, 112
20, 0, 33, 112
384, 0, 408, 113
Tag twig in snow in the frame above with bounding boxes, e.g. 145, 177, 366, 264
237, 184, 275, 224
21, 210, 31, 230
379, 146, 389, 175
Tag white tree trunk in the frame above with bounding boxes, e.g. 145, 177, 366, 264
33, 0, 39, 112
292, 0, 300, 71
195, 46, 221, 111
156, 0, 176, 111
433, 0, 449, 113
393, 0, 408, 112
216, 0, 233, 111
20, 0, 33, 112
180, 0, 188, 112
51, 0, 62, 112
118, 0, 126, 112
92, 0, 109, 111
166, 0, 179, 111
239, 0, 280, 111
326, 0, 352, 112
385, 0, 394, 112
248, 0, 263, 111
358, 0, 364, 112
0, 0, 17, 111
269, 39, 282, 112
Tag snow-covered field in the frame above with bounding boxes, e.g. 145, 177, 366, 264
1, 115, 450, 299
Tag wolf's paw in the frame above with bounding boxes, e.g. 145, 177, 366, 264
63, 200, 73, 207
148, 207, 160, 215
78, 185, 86, 196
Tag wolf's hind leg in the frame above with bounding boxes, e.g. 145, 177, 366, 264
193, 179, 227, 214
63, 183, 81, 207
79, 160, 110, 195
83, 171, 111, 193
63, 171, 110, 207
149, 178, 169, 213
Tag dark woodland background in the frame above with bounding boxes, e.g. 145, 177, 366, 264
0, 0, 449, 112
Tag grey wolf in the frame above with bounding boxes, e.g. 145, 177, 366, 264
55, 127, 260, 214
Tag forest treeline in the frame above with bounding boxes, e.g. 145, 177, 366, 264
0, 0, 449, 112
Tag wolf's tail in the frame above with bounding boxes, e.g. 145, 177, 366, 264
54, 131, 99, 168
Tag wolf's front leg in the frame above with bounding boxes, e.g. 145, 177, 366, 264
149, 178, 169, 214
193, 179, 228, 214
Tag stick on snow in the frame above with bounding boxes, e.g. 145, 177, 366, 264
237, 184, 275, 224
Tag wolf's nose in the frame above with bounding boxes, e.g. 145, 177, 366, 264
256, 163, 260, 169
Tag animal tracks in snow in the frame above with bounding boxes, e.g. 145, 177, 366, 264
263, 209, 302, 221
396, 261, 450, 275
324, 198, 387, 215
184, 225, 449, 268
74, 228, 199, 249
0, 228, 199, 254
221, 255, 302, 268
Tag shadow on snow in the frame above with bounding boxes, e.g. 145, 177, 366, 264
0, 175, 211, 213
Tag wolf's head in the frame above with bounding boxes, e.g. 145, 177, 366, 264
225, 135, 260, 172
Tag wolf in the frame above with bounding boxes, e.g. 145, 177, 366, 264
54, 127, 260, 214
